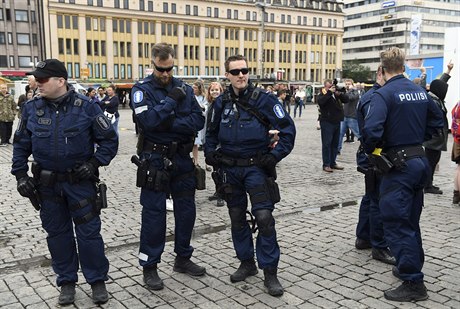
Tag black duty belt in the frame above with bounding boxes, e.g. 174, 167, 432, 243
385, 145, 425, 160
221, 155, 260, 167
143, 140, 194, 156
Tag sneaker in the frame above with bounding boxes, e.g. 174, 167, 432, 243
166, 198, 174, 211
91, 281, 108, 304
173, 256, 206, 276
384, 281, 428, 302
323, 166, 333, 173
58, 282, 76, 306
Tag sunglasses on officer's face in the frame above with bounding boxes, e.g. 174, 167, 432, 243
227, 68, 249, 76
152, 62, 174, 73
35, 77, 51, 84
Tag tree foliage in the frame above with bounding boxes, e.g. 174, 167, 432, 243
342, 60, 372, 82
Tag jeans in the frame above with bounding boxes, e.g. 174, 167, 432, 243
338, 117, 360, 152
320, 120, 340, 168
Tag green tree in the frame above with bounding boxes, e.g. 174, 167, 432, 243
342, 60, 372, 82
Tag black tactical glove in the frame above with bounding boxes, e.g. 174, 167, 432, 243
260, 153, 277, 169
17, 176, 36, 197
205, 151, 222, 167
74, 158, 100, 180
167, 86, 186, 102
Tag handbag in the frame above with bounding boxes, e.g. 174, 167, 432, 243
104, 111, 116, 124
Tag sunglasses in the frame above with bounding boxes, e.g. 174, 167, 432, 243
153, 62, 174, 73
35, 77, 51, 84
227, 68, 249, 76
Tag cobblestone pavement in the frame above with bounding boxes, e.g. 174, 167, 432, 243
0, 105, 459, 308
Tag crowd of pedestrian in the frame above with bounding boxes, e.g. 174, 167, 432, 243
3, 43, 457, 306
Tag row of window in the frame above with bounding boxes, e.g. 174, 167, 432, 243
0, 32, 38, 45
0, 55, 37, 68
347, 5, 460, 20
0, 8, 36, 23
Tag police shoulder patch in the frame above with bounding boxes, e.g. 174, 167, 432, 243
133, 91, 144, 105
96, 114, 111, 130
273, 104, 285, 119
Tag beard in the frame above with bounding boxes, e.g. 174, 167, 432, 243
154, 74, 172, 87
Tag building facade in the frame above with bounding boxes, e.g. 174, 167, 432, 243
343, 0, 460, 72
0, 0, 45, 79
1, 0, 345, 83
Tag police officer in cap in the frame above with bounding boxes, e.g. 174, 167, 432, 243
362, 47, 444, 302
131, 43, 206, 290
205, 55, 296, 296
11, 59, 118, 305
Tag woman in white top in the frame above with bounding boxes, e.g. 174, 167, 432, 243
192, 79, 208, 167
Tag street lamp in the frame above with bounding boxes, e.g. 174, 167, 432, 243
255, 2, 268, 79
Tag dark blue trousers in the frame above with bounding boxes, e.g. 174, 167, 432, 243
39, 181, 108, 286
320, 120, 340, 168
379, 157, 429, 282
138, 153, 196, 267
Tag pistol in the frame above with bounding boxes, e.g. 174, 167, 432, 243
29, 189, 41, 211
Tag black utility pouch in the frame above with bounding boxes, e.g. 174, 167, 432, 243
195, 165, 206, 190
40, 170, 56, 187
145, 167, 157, 191
154, 170, 170, 192
95, 182, 108, 210
266, 177, 281, 203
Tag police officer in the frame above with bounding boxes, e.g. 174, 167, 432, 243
355, 66, 395, 265
11, 59, 118, 305
362, 48, 444, 302
205, 55, 296, 296
130, 43, 205, 290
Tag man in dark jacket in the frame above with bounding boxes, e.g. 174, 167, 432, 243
423, 62, 453, 194
338, 79, 360, 154
317, 79, 349, 172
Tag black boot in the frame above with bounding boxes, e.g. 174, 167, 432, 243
392, 266, 401, 280
91, 281, 108, 304
372, 248, 396, 265
453, 190, 460, 204
230, 259, 258, 283
173, 256, 206, 276
384, 281, 428, 302
58, 282, 76, 306
263, 268, 284, 296
355, 238, 371, 250
143, 265, 164, 290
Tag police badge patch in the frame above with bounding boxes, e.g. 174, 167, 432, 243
96, 115, 111, 130
133, 91, 144, 105
273, 104, 285, 118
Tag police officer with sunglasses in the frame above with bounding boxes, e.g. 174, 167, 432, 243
130, 43, 205, 290
11, 59, 118, 305
205, 55, 296, 296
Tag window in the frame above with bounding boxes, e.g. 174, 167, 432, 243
207, 7, 211, 17
114, 0, 120, 8
227, 9, 231, 19
120, 41, 125, 57
246, 11, 250, 21
15, 10, 28, 22
66, 38, 72, 54
297, 16, 301, 25
72, 16, 78, 29
172, 3, 176, 14
119, 20, 124, 33
163, 2, 168, 13
114, 64, 119, 79
95, 63, 100, 78
193, 5, 198, 16
121, 64, 125, 79
186, 5, 190, 15
113, 42, 119, 56
73, 39, 79, 54
88, 0, 93, 5
139, 0, 144, 10
127, 64, 132, 79
270, 13, 274, 22
57, 15, 63, 28
148, 1, 153, 11
93, 18, 98, 31
9, 56, 15, 67
7, 33, 12, 44
65, 15, 71, 29
0, 56, 7, 67
85, 17, 91, 30
87, 40, 92, 55
126, 20, 131, 33
100, 18, 105, 31
19, 56, 32, 67
113, 19, 118, 32
214, 8, 219, 18
17, 34, 30, 45
123, 0, 129, 9
287, 15, 291, 24
281, 15, 285, 24
75, 63, 80, 78
138, 43, 143, 57
58, 38, 64, 53
101, 41, 106, 56
97, 0, 103, 7
0, 10, 3, 21
102, 64, 107, 79
234, 10, 238, 19
94, 41, 99, 55
127, 42, 131, 57
67, 63, 73, 78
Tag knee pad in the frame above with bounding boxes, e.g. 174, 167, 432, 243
254, 209, 275, 237
228, 207, 247, 231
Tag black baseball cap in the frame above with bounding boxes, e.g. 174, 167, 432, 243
26, 59, 68, 80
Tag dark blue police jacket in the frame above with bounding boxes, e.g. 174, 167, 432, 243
131, 75, 204, 145
12, 90, 118, 176
362, 74, 444, 154
205, 84, 296, 161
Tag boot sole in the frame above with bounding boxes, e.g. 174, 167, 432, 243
384, 292, 428, 302
264, 283, 284, 297
173, 266, 206, 277
93, 296, 109, 304
230, 269, 258, 283
58, 298, 75, 306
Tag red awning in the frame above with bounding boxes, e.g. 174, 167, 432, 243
0, 70, 27, 77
